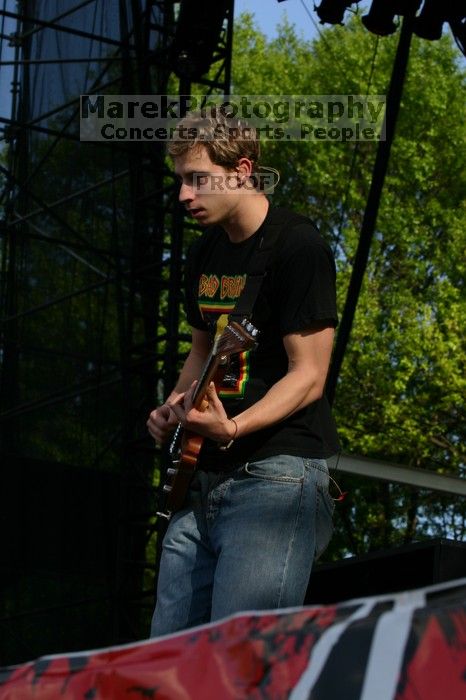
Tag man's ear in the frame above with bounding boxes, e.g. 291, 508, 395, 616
236, 157, 253, 181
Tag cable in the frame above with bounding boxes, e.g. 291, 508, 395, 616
299, 0, 358, 87
333, 32, 380, 257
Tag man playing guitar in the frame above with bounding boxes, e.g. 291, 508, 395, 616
147, 110, 339, 636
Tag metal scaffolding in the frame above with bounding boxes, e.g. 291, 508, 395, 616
0, 0, 233, 661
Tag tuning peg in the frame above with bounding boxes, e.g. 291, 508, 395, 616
241, 318, 259, 337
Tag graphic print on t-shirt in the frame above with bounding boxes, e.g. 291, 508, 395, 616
198, 274, 250, 399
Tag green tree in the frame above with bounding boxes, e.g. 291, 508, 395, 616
232, 13, 466, 557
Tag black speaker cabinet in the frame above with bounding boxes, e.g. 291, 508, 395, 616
306, 538, 466, 605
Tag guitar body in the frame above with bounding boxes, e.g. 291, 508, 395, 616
159, 433, 203, 515
157, 318, 259, 520
180, 432, 205, 467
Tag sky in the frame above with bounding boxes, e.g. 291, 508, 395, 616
233, 0, 320, 42
0, 4, 15, 121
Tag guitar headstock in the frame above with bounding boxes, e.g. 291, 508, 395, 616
214, 318, 259, 358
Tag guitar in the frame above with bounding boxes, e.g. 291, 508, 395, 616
157, 317, 259, 520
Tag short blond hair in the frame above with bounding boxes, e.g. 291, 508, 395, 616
167, 108, 260, 170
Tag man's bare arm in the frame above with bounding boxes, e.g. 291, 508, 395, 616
169, 325, 335, 444
147, 327, 210, 443
166, 328, 211, 401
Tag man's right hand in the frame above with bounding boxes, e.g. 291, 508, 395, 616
147, 404, 179, 445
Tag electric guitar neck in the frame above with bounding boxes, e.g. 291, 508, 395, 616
157, 318, 259, 520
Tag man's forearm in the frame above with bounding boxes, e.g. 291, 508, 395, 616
229, 325, 334, 439
233, 367, 324, 438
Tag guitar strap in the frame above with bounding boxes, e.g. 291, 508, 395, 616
229, 207, 305, 322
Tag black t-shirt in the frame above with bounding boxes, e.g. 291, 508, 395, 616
184, 205, 340, 468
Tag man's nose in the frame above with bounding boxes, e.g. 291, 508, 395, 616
179, 182, 194, 203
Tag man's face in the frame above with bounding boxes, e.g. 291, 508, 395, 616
173, 146, 243, 226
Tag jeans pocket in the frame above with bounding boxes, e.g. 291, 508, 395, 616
244, 455, 305, 483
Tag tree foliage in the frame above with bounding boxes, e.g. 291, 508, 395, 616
232, 13, 466, 557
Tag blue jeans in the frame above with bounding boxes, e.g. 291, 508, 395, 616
150, 455, 334, 637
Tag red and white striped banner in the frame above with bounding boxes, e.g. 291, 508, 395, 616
1, 577, 465, 699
